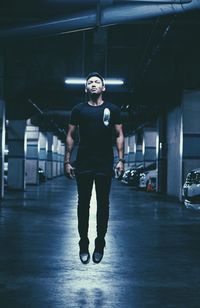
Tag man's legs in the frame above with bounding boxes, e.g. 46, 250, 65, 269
76, 172, 94, 263
93, 175, 112, 263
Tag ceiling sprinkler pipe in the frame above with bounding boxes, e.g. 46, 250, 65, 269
101, 0, 199, 26
0, 0, 199, 40
115, 0, 192, 3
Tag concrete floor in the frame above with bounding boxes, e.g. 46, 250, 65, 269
0, 177, 200, 308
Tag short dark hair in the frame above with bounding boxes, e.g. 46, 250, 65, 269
85, 72, 105, 85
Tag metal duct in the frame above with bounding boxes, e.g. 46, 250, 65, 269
0, 0, 199, 40
114, 0, 192, 3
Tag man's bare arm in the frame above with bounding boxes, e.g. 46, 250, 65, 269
115, 124, 125, 173
64, 124, 76, 178
115, 124, 124, 159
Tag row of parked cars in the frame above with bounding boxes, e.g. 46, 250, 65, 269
119, 162, 200, 210
119, 162, 157, 192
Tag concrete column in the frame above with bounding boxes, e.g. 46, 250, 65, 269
60, 143, 65, 175
157, 115, 167, 194
124, 136, 129, 169
128, 134, 136, 167
39, 132, 47, 176
0, 100, 5, 198
46, 132, 53, 179
143, 127, 157, 167
26, 123, 39, 185
167, 105, 182, 199
135, 132, 143, 166
7, 120, 26, 190
167, 91, 200, 199
57, 139, 61, 176
0, 54, 4, 99
52, 135, 58, 177
182, 90, 200, 185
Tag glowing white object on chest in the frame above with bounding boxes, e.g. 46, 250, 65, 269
103, 108, 110, 126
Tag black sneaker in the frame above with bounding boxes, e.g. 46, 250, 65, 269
79, 238, 90, 264
92, 238, 105, 264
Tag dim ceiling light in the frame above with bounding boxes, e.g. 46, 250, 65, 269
64, 78, 124, 85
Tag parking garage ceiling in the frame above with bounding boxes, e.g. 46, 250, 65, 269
0, 0, 200, 140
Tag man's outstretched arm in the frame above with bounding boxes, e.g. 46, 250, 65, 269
115, 124, 125, 174
64, 124, 76, 178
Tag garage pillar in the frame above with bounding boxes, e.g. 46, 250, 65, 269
7, 120, 26, 190
167, 105, 182, 199
142, 127, 157, 167
39, 132, 47, 178
167, 90, 200, 200
0, 100, 5, 198
135, 132, 143, 167
46, 132, 53, 179
128, 134, 136, 167
0, 54, 4, 99
182, 90, 200, 185
57, 139, 61, 176
52, 135, 58, 177
124, 136, 129, 169
157, 115, 167, 194
26, 122, 39, 185
60, 143, 65, 175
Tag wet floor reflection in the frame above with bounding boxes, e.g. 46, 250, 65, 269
1, 177, 200, 307
74, 288, 106, 307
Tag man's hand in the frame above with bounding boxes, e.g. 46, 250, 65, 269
64, 163, 75, 179
115, 161, 124, 178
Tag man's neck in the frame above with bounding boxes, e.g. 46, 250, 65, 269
88, 95, 104, 106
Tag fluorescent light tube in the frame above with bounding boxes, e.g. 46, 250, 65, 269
65, 78, 85, 84
65, 78, 124, 85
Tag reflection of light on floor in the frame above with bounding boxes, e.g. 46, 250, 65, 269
66, 183, 99, 267
89, 184, 97, 241
65, 185, 113, 284
61, 263, 117, 307
60, 182, 126, 307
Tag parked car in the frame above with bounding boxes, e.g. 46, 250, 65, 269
182, 168, 200, 210
38, 167, 46, 182
121, 164, 143, 186
139, 169, 157, 191
127, 168, 142, 186
121, 162, 157, 188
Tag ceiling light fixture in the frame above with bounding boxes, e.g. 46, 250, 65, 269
64, 78, 124, 85
65, 78, 85, 85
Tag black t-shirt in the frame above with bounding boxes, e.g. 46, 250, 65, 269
69, 101, 121, 175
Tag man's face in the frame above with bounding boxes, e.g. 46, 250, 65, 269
85, 76, 105, 95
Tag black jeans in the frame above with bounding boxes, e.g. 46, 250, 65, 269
75, 172, 112, 241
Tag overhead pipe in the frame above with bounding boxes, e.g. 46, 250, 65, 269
102, 0, 196, 25
115, 0, 192, 3
0, 0, 198, 40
